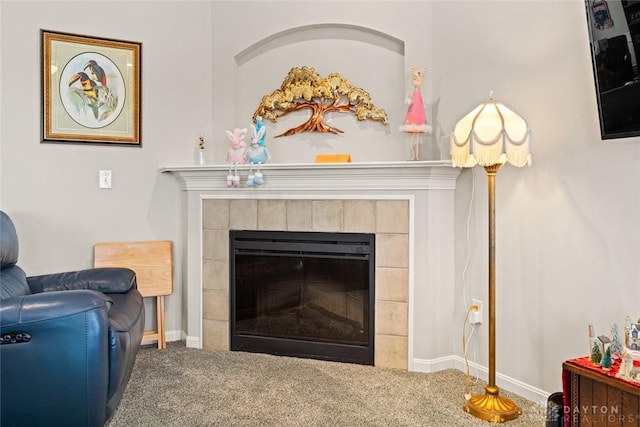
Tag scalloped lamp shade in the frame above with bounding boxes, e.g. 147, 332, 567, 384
450, 99, 532, 168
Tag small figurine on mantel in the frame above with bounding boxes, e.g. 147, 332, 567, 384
196, 134, 206, 165
246, 121, 269, 187
225, 127, 248, 188
255, 116, 266, 147
247, 121, 269, 164
399, 67, 433, 161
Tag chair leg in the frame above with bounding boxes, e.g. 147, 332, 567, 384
157, 296, 166, 349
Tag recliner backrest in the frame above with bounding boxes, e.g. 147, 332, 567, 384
0, 211, 31, 299
1, 211, 19, 268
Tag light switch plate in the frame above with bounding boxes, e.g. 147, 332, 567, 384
99, 170, 112, 189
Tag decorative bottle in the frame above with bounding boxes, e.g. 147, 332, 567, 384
197, 134, 206, 165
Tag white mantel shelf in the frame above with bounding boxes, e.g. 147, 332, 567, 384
160, 160, 461, 192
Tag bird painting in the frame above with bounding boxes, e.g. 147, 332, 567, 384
84, 60, 107, 86
68, 72, 98, 101
68, 72, 102, 119
63, 56, 120, 125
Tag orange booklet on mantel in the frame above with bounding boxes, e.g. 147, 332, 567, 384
314, 154, 352, 163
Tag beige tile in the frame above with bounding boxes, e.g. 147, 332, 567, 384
199, 196, 412, 369
203, 259, 229, 291
376, 200, 409, 233
203, 199, 229, 230
376, 267, 408, 302
286, 200, 312, 231
343, 200, 375, 232
312, 200, 343, 232
375, 300, 408, 336
229, 199, 258, 230
375, 334, 408, 370
203, 229, 228, 261
202, 289, 228, 321
258, 200, 287, 230
376, 233, 409, 268
202, 319, 229, 351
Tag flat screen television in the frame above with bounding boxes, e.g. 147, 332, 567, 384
585, 0, 640, 139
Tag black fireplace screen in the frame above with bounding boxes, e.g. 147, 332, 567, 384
230, 230, 374, 365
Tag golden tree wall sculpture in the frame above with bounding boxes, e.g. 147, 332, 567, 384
252, 66, 388, 138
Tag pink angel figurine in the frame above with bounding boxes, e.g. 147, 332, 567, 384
225, 128, 247, 187
399, 67, 433, 160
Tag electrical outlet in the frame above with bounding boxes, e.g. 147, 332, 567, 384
470, 299, 483, 324
99, 170, 112, 189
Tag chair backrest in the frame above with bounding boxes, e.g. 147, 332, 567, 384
94, 241, 172, 298
0, 211, 31, 300
0, 211, 19, 269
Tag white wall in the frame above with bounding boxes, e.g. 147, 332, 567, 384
2, 0, 638, 396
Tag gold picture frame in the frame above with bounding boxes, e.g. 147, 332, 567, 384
41, 30, 141, 146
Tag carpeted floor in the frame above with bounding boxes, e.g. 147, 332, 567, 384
107, 342, 547, 426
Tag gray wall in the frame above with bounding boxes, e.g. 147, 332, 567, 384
433, 0, 640, 394
2, 0, 638, 395
0, 0, 214, 340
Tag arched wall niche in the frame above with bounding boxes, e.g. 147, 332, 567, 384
233, 23, 410, 163
234, 23, 405, 65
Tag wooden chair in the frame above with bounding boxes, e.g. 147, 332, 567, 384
94, 241, 173, 349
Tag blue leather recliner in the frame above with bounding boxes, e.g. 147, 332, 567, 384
0, 211, 145, 427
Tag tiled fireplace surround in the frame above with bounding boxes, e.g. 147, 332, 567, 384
162, 161, 460, 371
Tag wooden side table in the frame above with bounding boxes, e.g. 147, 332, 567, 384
94, 241, 173, 349
563, 359, 640, 426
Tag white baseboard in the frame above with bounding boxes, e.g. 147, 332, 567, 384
412, 355, 550, 404
185, 334, 200, 348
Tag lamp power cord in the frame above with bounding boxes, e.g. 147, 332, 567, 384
462, 303, 480, 400
460, 166, 479, 401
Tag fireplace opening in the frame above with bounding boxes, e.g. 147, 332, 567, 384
230, 230, 375, 365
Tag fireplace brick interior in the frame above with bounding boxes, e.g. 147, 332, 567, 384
202, 198, 409, 369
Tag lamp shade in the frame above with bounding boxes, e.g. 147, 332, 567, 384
450, 98, 532, 168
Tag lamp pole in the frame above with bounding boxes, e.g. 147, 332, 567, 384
463, 163, 520, 423
487, 163, 498, 390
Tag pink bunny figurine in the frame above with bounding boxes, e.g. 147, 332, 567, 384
225, 128, 248, 165
225, 128, 247, 188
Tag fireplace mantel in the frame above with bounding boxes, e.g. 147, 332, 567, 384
161, 160, 460, 371
160, 160, 460, 192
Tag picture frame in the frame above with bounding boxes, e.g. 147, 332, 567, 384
41, 30, 141, 146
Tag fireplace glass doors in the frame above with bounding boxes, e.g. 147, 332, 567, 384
230, 230, 374, 365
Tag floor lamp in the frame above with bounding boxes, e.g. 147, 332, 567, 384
450, 96, 532, 423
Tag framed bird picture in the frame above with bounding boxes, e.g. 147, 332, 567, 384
41, 30, 141, 146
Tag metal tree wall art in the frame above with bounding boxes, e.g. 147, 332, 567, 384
252, 66, 388, 138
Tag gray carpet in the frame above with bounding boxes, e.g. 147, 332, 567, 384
107, 342, 547, 426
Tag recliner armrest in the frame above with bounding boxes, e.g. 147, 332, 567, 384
0, 289, 112, 326
0, 289, 112, 427
27, 267, 137, 294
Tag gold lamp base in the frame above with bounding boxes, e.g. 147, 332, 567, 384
463, 386, 521, 423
